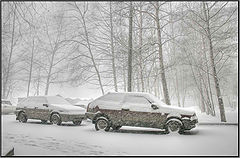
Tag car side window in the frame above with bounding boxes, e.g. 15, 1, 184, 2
35, 97, 47, 104
21, 98, 34, 107
124, 96, 151, 106
100, 93, 125, 102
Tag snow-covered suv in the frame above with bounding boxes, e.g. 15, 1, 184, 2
15, 96, 86, 125
86, 92, 198, 134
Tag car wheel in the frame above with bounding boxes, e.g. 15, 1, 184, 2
112, 125, 122, 130
165, 119, 182, 134
41, 120, 48, 124
18, 112, 27, 123
51, 114, 62, 125
73, 120, 82, 126
95, 117, 110, 131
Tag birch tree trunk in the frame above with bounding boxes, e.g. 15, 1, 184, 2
27, 37, 35, 97
109, 2, 118, 92
36, 67, 41, 96
78, 3, 105, 95
127, 2, 133, 92
170, 3, 180, 107
155, 2, 171, 105
45, 48, 56, 95
201, 34, 215, 116
123, 68, 127, 92
203, 2, 226, 122
138, 2, 145, 92
199, 82, 206, 112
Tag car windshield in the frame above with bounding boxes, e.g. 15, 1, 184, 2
46, 96, 72, 105
148, 94, 168, 107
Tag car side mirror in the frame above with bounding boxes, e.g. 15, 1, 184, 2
151, 103, 159, 110
43, 104, 49, 107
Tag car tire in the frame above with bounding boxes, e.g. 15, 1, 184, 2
73, 120, 82, 126
41, 120, 48, 124
165, 118, 182, 134
112, 125, 122, 131
51, 113, 62, 125
95, 117, 110, 131
18, 112, 27, 123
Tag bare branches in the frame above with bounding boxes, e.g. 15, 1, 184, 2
1, 1, 237, 106
210, 8, 237, 35
209, 2, 228, 20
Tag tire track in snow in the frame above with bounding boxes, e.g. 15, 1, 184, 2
3, 133, 126, 155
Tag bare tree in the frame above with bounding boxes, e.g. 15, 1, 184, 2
68, 2, 105, 95
2, 3, 17, 99
109, 2, 118, 92
202, 2, 226, 121
154, 2, 171, 105
127, 2, 133, 92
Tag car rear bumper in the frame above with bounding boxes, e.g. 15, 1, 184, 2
60, 114, 86, 122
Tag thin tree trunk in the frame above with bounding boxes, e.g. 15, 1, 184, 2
175, 71, 181, 107
3, 3, 16, 99
188, 54, 208, 113
123, 67, 126, 92
203, 2, 226, 122
157, 75, 160, 98
182, 89, 187, 108
45, 49, 56, 95
201, 34, 215, 116
154, 73, 158, 96
109, 2, 118, 92
199, 80, 206, 112
36, 67, 41, 96
127, 2, 133, 92
155, 2, 171, 105
27, 37, 35, 97
169, 2, 180, 106
81, 11, 105, 95
157, 74, 162, 98
139, 3, 145, 92
137, 71, 140, 92
196, 54, 213, 115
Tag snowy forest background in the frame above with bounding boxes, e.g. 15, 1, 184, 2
1, 2, 238, 122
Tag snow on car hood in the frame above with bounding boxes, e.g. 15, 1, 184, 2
50, 104, 86, 114
158, 105, 195, 116
148, 94, 195, 115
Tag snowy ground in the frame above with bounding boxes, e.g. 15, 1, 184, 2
1, 115, 238, 156
186, 106, 238, 124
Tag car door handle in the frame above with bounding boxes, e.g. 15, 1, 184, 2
122, 108, 129, 111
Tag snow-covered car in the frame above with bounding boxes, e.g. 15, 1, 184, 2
86, 92, 198, 134
1, 99, 16, 114
15, 96, 86, 125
